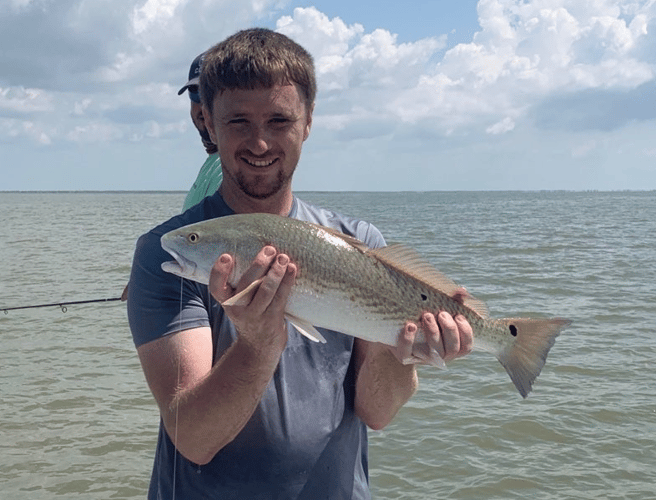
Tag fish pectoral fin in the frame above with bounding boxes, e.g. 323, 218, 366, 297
221, 278, 264, 307
402, 344, 447, 369
285, 314, 327, 344
401, 354, 445, 369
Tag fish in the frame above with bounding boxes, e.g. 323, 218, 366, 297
160, 213, 571, 398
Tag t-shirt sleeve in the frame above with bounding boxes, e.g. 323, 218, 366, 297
127, 230, 211, 348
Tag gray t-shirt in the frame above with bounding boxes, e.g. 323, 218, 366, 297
128, 192, 385, 499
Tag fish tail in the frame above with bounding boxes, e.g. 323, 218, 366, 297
495, 318, 572, 398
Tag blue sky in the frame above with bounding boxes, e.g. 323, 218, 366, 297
1, 0, 655, 192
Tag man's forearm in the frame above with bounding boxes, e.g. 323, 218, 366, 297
164, 337, 283, 465
354, 340, 418, 431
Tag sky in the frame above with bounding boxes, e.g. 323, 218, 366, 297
1, 0, 655, 192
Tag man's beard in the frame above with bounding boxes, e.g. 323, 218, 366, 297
233, 166, 294, 200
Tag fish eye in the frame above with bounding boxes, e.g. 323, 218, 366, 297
188, 233, 200, 244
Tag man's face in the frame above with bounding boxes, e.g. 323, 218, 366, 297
205, 83, 313, 201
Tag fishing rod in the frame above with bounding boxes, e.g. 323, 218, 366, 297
2, 296, 126, 314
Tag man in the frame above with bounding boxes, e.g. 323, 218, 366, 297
178, 52, 223, 211
128, 28, 473, 499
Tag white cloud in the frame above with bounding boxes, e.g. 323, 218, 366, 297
487, 116, 516, 134
386, 0, 655, 133
0, 87, 54, 113
132, 0, 188, 35
66, 122, 124, 143
275, 2, 655, 140
279, 7, 446, 91
277, 7, 447, 130
0, 118, 52, 144
72, 98, 92, 116
1, 0, 655, 152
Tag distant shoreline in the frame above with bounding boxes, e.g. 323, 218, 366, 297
1, 189, 654, 194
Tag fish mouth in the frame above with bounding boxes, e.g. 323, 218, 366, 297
160, 247, 197, 279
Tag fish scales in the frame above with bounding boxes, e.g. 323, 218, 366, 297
160, 213, 571, 398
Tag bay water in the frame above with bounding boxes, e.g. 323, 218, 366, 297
1, 191, 654, 499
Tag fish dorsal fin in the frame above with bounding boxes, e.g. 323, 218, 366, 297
368, 244, 489, 318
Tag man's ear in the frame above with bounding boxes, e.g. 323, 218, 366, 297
203, 105, 218, 144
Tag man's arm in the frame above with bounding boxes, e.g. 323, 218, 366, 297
354, 311, 474, 430
135, 246, 295, 465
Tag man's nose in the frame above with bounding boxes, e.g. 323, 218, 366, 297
247, 125, 271, 155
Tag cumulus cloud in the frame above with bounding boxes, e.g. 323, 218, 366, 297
277, 7, 448, 136
0, 117, 52, 144
0, 0, 655, 149
276, 2, 655, 140
487, 116, 515, 134
0, 87, 54, 114
0, 0, 280, 145
389, 0, 655, 133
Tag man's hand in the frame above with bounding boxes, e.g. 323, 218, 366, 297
391, 311, 474, 366
208, 245, 296, 353
390, 286, 474, 366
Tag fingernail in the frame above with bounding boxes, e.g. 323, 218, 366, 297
277, 254, 289, 265
264, 247, 276, 257
219, 254, 231, 264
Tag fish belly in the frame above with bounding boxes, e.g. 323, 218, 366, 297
286, 287, 402, 346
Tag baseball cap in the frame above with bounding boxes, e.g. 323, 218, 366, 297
178, 52, 204, 102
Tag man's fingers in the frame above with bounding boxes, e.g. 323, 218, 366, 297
451, 287, 470, 304
245, 253, 296, 316
454, 314, 474, 355
435, 311, 460, 360
420, 312, 445, 359
209, 253, 234, 302
235, 246, 277, 292
396, 322, 418, 362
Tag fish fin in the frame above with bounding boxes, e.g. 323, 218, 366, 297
496, 318, 572, 398
285, 314, 327, 343
221, 278, 264, 307
402, 346, 447, 369
369, 244, 489, 318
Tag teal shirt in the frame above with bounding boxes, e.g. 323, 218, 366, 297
182, 153, 223, 211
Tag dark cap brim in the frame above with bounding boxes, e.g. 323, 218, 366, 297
177, 76, 200, 95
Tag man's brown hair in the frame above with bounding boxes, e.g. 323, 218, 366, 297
200, 28, 316, 115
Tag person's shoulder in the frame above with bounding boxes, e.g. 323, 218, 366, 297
292, 197, 385, 249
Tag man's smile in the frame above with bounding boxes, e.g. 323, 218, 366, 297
242, 157, 278, 168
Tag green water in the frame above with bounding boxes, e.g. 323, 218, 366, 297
1, 191, 655, 499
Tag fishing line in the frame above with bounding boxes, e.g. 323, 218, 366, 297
171, 277, 184, 500
2, 297, 124, 314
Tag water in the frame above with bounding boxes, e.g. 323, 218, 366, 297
1, 191, 655, 499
